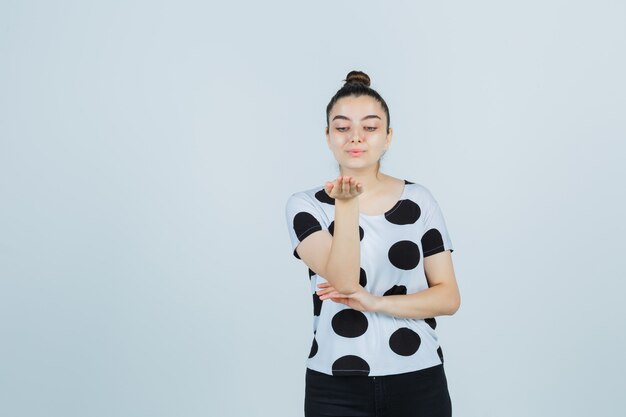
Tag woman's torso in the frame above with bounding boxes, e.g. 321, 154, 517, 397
286, 179, 454, 376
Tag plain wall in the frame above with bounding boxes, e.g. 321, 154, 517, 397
1, 1, 625, 416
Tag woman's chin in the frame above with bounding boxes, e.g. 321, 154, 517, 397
338, 161, 376, 171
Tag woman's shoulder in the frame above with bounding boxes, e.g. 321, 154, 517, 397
402, 178, 425, 191
401, 178, 438, 202
286, 184, 334, 207
382, 173, 425, 190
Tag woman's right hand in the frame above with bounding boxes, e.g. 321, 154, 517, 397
324, 175, 363, 200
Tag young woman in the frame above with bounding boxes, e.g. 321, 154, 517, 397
285, 70, 460, 417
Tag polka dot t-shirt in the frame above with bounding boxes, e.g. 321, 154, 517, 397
285, 180, 454, 377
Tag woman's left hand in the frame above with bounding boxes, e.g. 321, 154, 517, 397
316, 282, 381, 312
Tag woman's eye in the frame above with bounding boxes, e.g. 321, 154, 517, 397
336, 127, 348, 132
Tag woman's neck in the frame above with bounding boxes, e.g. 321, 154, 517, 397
339, 166, 388, 197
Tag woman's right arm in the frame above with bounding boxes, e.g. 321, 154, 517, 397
295, 177, 362, 295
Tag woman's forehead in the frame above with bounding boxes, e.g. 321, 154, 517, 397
330, 96, 385, 121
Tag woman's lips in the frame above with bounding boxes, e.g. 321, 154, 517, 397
347, 150, 365, 157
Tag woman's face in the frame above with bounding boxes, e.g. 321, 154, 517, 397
326, 95, 393, 172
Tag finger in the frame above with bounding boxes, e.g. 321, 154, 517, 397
320, 291, 341, 300
332, 177, 342, 196
349, 178, 357, 194
331, 297, 348, 305
328, 290, 343, 298
342, 176, 350, 194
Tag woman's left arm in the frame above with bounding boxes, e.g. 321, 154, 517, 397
375, 250, 460, 319
316, 250, 460, 319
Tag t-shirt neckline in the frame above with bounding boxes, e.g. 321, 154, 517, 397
358, 179, 408, 218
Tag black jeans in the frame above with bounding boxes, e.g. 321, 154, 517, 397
304, 364, 452, 417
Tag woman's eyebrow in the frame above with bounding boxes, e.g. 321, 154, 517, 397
332, 115, 382, 122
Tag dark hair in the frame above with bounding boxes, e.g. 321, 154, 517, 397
325, 70, 391, 133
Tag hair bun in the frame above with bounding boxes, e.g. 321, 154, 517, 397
344, 70, 371, 87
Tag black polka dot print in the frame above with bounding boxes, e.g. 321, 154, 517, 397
332, 355, 370, 376
383, 285, 407, 296
293, 212, 322, 242
331, 309, 368, 338
421, 228, 445, 256
309, 337, 318, 358
389, 327, 421, 356
384, 199, 421, 225
437, 346, 444, 363
388, 240, 421, 270
315, 189, 335, 205
313, 292, 322, 316
286, 181, 455, 376
328, 221, 364, 241
359, 268, 367, 287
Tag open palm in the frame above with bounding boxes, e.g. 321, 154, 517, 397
316, 283, 380, 312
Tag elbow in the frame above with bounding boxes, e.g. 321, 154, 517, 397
336, 283, 361, 295
323, 265, 361, 295
332, 273, 361, 295
446, 293, 461, 315
317, 274, 360, 295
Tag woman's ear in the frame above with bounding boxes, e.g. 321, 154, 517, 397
385, 127, 393, 149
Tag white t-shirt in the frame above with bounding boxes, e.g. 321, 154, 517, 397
285, 180, 455, 376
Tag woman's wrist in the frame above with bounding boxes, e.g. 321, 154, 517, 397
370, 294, 386, 313
334, 196, 359, 210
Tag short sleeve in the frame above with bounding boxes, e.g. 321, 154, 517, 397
285, 192, 328, 259
421, 189, 454, 257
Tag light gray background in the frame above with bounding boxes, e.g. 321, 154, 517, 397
1, 1, 625, 416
